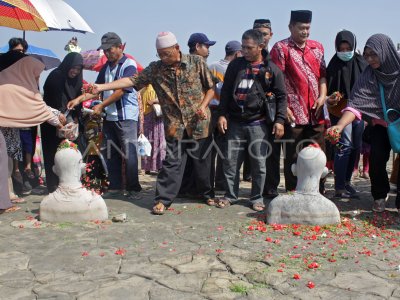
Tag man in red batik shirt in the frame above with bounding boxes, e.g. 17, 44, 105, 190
270, 10, 327, 192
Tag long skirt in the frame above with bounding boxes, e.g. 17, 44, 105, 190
141, 111, 166, 172
0, 131, 12, 209
0, 127, 22, 161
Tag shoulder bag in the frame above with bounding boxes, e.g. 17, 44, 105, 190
379, 84, 400, 153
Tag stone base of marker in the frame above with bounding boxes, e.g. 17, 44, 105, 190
267, 145, 341, 225
267, 193, 340, 225
40, 188, 108, 223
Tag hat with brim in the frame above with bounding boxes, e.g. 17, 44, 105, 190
98, 32, 122, 50
188, 33, 216, 47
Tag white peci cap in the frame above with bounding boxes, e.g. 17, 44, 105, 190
156, 31, 178, 49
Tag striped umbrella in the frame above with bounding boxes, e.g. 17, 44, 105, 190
0, 0, 47, 31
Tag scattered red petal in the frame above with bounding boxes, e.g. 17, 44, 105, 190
215, 248, 223, 254
99, 252, 105, 257
293, 273, 301, 280
81, 251, 89, 257
308, 262, 320, 269
277, 269, 284, 272
307, 281, 315, 289
115, 248, 126, 256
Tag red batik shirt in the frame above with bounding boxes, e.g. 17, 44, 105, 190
270, 38, 326, 125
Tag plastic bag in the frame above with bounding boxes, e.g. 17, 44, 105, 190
137, 134, 152, 156
57, 122, 79, 141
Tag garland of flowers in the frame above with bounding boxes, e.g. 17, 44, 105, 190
57, 139, 78, 152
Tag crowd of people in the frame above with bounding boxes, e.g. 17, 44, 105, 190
0, 9, 399, 217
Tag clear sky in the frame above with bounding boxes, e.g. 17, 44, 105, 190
1, 0, 400, 84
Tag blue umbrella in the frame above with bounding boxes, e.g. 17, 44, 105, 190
0, 44, 61, 70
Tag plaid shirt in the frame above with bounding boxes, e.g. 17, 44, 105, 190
129, 53, 214, 140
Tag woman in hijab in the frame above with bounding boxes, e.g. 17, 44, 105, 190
41, 52, 83, 193
328, 33, 400, 214
326, 30, 367, 199
0, 55, 63, 213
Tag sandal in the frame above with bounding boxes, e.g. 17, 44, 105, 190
0, 206, 21, 214
252, 202, 265, 212
152, 202, 166, 215
24, 169, 35, 180
216, 198, 231, 209
206, 198, 219, 206
11, 197, 25, 204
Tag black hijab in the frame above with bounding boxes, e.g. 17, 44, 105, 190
326, 30, 367, 99
43, 52, 83, 113
0, 50, 27, 72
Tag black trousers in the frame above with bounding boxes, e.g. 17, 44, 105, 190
264, 123, 282, 194
370, 125, 400, 208
41, 123, 63, 193
209, 108, 225, 189
155, 133, 214, 206
283, 124, 325, 191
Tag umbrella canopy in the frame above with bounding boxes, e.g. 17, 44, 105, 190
81, 49, 143, 72
0, 44, 60, 70
0, 0, 47, 31
29, 0, 93, 33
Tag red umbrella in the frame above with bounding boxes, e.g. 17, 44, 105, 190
81, 47, 143, 72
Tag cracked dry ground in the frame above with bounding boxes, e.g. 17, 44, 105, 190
0, 173, 400, 300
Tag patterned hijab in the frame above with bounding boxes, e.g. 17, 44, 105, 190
348, 34, 400, 121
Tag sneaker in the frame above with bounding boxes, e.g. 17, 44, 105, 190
334, 190, 353, 199
372, 196, 388, 213
102, 189, 123, 198
345, 184, 358, 196
21, 181, 32, 195
126, 191, 142, 201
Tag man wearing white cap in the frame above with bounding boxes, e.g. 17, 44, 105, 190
86, 31, 216, 214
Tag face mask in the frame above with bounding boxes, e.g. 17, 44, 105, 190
337, 51, 354, 62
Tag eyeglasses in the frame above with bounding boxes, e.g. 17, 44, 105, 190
156, 48, 175, 59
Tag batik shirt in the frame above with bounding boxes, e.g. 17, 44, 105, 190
129, 53, 214, 140
271, 37, 326, 125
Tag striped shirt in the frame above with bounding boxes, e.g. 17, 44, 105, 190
235, 61, 263, 110
208, 59, 229, 106
96, 55, 139, 121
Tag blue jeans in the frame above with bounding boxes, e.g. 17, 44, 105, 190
330, 115, 363, 190
222, 121, 268, 204
102, 120, 141, 192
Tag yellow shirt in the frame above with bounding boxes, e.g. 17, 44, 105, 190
140, 85, 157, 115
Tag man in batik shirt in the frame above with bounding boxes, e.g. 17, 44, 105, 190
89, 32, 216, 214
270, 10, 327, 192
